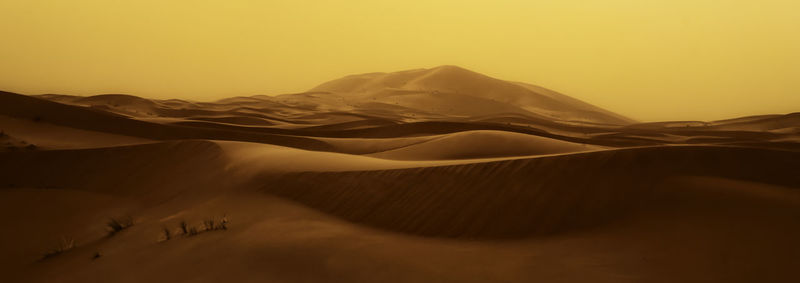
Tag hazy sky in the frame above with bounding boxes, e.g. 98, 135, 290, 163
1, 0, 798, 121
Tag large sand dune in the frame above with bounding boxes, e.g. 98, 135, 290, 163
311, 65, 634, 124
1, 66, 798, 282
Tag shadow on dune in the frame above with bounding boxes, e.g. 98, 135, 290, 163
259, 146, 800, 238
0, 140, 229, 197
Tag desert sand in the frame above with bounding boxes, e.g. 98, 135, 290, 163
1, 66, 799, 282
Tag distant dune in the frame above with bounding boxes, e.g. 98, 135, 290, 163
1, 66, 799, 282
311, 65, 635, 124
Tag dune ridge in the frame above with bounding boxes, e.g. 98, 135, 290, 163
258, 145, 800, 238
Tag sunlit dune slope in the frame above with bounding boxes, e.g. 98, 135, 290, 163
367, 130, 600, 160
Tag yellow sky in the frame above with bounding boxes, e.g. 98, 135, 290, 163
1, 0, 798, 121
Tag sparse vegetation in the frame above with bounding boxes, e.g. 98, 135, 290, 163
179, 221, 189, 235
219, 215, 229, 230
41, 237, 75, 260
168, 215, 229, 239
162, 227, 171, 240
202, 217, 228, 231
203, 219, 216, 231
106, 216, 134, 236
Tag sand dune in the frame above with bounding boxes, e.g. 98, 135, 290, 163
1, 91, 335, 151
261, 145, 800, 237
0, 140, 228, 196
368, 130, 600, 160
2, 140, 799, 282
3, 140, 797, 239
1, 66, 799, 282
311, 65, 635, 124
0, 115, 151, 149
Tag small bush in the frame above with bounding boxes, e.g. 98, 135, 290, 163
173, 215, 229, 239
219, 215, 228, 230
41, 237, 75, 260
106, 216, 134, 236
203, 215, 229, 231
162, 227, 171, 241
203, 219, 215, 231
179, 221, 189, 235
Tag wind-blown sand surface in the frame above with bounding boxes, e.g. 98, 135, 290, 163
1, 66, 798, 282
